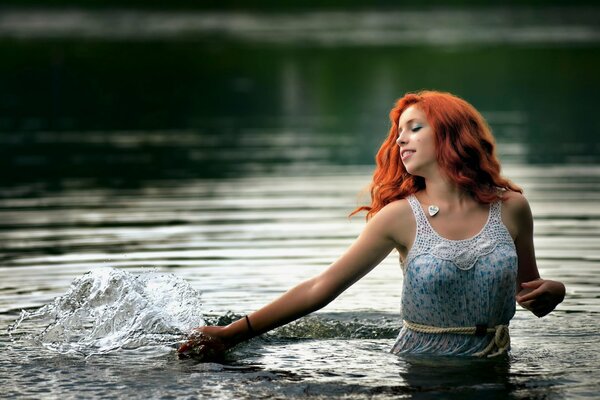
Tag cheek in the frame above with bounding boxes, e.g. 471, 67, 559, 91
422, 135, 435, 148
415, 137, 429, 149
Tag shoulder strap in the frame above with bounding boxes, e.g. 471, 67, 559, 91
404, 194, 435, 264
489, 200, 502, 223
406, 194, 430, 232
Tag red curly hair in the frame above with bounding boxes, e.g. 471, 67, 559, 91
352, 90, 521, 220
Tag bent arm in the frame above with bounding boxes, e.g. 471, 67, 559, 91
220, 207, 399, 346
513, 194, 540, 288
509, 193, 565, 317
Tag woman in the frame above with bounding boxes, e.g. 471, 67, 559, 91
178, 90, 565, 360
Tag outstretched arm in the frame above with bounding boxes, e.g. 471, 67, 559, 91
178, 202, 406, 357
508, 193, 565, 317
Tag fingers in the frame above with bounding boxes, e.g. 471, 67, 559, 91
517, 288, 543, 303
177, 337, 209, 359
518, 293, 556, 318
177, 330, 208, 354
518, 299, 534, 311
516, 280, 546, 303
520, 279, 544, 289
177, 329, 227, 361
177, 342, 190, 353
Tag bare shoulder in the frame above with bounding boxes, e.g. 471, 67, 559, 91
369, 198, 413, 226
378, 198, 413, 218
500, 190, 533, 239
367, 199, 415, 250
501, 190, 531, 218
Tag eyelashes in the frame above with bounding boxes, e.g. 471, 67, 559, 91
398, 124, 423, 136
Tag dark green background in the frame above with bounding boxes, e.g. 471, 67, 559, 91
1, 5, 599, 185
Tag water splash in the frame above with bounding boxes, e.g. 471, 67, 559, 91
7, 268, 204, 357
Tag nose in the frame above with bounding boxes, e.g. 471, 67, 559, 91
396, 130, 407, 146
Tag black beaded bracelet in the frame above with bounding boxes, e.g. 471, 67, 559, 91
245, 315, 255, 335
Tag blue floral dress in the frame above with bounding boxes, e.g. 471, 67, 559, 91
391, 195, 518, 356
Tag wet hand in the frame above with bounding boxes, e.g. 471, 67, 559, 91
177, 326, 230, 361
516, 279, 565, 318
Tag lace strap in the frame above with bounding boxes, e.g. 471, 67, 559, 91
489, 200, 502, 223
405, 195, 435, 257
406, 195, 431, 233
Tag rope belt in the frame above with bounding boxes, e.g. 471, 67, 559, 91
403, 320, 510, 358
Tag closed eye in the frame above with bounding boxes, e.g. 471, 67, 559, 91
412, 126, 422, 132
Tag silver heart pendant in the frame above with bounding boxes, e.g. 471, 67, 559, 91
428, 205, 440, 217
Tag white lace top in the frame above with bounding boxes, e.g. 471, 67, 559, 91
391, 194, 518, 356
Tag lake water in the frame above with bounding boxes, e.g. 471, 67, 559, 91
1, 6, 600, 399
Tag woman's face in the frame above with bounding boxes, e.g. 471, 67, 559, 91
396, 105, 437, 177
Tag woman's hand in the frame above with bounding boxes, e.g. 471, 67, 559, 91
516, 279, 566, 318
177, 326, 232, 361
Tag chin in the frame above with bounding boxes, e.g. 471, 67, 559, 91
403, 164, 420, 176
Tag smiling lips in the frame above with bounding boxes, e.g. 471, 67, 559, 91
401, 149, 415, 161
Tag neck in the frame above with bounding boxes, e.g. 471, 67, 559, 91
421, 174, 470, 207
